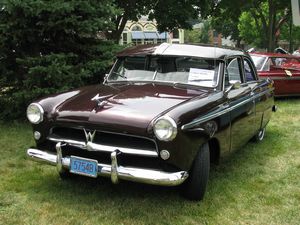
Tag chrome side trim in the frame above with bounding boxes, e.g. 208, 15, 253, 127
268, 76, 300, 81
26, 148, 189, 186
47, 136, 158, 157
182, 88, 273, 130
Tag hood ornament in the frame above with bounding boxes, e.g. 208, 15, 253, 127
83, 129, 96, 143
91, 94, 113, 108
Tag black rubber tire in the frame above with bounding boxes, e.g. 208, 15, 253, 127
182, 143, 210, 201
252, 127, 266, 142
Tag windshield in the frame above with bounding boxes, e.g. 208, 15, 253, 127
108, 56, 221, 88
250, 55, 266, 71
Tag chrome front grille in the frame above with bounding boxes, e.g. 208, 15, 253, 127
47, 127, 158, 157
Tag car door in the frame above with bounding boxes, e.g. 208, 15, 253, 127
225, 56, 256, 151
242, 56, 266, 134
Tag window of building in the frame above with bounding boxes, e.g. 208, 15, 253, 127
122, 33, 128, 45
213, 30, 218, 38
131, 25, 142, 31
132, 39, 143, 45
144, 24, 155, 31
172, 29, 179, 39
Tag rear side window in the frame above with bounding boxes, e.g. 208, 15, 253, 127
243, 59, 256, 82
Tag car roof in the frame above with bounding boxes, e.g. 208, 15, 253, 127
250, 52, 300, 58
117, 43, 246, 59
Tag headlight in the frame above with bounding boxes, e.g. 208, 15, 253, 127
153, 116, 177, 141
26, 103, 44, 124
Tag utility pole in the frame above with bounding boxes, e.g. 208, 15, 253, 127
289, 12, 293, 53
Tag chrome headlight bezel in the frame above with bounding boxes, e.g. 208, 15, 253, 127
26, 103, 44, 124
153, 116, 177, 141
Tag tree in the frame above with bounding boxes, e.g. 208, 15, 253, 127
238, 11, 264, 48
108, 0, 213, 43
212, 0, 291, 51
198, 19, 212, 44
0, 0, 120, 120
280, 22, 300, 52
211, 0, 244, 47
246, 0, 290, 51
185, 29, 202, 43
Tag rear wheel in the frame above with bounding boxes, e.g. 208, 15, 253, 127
182, 143, 210, 201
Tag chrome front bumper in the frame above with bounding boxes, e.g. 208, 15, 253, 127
26, 143, 188, 186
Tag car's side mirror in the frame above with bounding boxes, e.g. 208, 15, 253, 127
229, 80, 241, 89
225, 80, 241, 94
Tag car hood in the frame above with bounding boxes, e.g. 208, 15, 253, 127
53, 83, 210, 134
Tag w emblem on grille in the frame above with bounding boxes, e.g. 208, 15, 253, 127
83, 129, 96, 143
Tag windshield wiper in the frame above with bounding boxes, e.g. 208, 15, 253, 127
173, 82, 209, 89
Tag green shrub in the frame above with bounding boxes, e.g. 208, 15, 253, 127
0, 0, 121, 120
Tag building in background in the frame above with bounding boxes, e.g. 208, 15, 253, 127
120, 16, 184, 45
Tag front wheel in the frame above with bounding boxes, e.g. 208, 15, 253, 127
182, 143, 210, 201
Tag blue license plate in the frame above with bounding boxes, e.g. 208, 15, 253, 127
70, 156, 98, 178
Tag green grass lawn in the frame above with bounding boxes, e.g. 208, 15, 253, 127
0, 99, 299, 225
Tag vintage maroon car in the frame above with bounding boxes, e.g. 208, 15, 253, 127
26, 43, 275, 200
250, 52, 300, 96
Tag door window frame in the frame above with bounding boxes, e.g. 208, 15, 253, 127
222, 56, 244, 91
241, 56, 259, 84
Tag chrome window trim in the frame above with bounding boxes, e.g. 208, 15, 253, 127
243, 56, 259, 81
224, 56, 243, 87
104, 59, 118, 84
215, 62, 222, 90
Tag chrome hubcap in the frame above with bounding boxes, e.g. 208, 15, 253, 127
258, 128, 265, 141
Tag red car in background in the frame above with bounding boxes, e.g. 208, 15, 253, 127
250, 53, 300, 96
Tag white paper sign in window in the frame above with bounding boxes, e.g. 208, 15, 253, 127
188, 68, 215, 82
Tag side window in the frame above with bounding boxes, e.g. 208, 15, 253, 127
225, 57, 242, 86
243, 58, 256, 82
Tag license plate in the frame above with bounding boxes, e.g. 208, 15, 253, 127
70, 156, 98, 178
